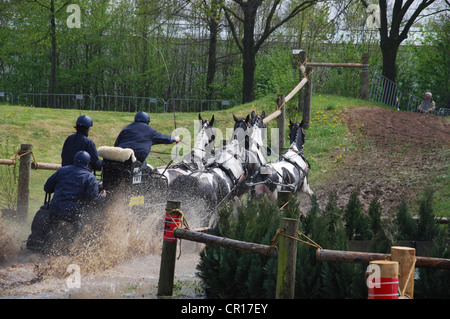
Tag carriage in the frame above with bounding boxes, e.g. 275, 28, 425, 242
98, 146, 170, 213
26, 146, 170, 254
26, 111, 313, 254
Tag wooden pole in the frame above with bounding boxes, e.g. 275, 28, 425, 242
276, 95, 286, 151
157, 200, 182, 297
303, 66, 312, 129
277, 191, 291, 209
317, 249, 388, 264
31, 162, 61, 170
316, 248, 450, 270
16, 144, 32, 222
0, 159, 15, 165
307, 62, 366, 68
263, 78, 308, 124
276, 217, 299, 299
361, 54, 370, 100
297, 50, 307, 113
174, 228, 278, 258
391, 246, 416, 299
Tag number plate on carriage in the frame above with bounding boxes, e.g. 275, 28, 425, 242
129, 196, 145, 206
132, 167, 142, 184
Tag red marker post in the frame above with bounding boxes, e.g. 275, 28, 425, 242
367, 260, 399, 299
158, 200, 182, 297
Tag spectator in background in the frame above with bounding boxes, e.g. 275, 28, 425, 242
418, 92, 435, 114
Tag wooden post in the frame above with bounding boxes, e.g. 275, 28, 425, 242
297, 50, 307, 113
276, 95, 286, 151
277, 191, 291, 209
390, 246, 416, 299
276, 217, 299, 299
361, 54, 370, 100
157, 200, 182, 297
303, 66, 312, 129
16, 144, 32, 222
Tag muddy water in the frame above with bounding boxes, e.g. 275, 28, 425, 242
0, 196, 206, 298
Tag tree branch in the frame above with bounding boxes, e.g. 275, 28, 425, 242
256, 0, 317, 51
399, 0, 436, 41
33, 0, 49, 10
55, 1, 72, 14
223, 7, 243, 53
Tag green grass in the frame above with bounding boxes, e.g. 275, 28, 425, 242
0, 93, 447, 220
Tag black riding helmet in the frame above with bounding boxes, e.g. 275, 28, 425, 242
134, 111, 150, 124
76, 115, 93, 128
74, 151, 91, 166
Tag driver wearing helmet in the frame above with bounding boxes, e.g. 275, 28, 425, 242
26, 151, 106, 254
114, 111, 180, 164
61, 115, 103, 171
45, 151, 106, 223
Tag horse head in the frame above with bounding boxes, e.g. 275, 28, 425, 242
289, 120, 305, 154
250, 110, 266, 128
249, 111, 266, 150
232, 113, 250, 141
193, 113, 216, 160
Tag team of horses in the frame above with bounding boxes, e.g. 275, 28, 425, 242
156, 111, 313, 215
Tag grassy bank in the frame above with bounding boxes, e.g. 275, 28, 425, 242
0, 93, 447, 221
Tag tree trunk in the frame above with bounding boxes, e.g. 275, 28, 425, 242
206, 15, 219, 100
242, 48, 256, 104
241, 2, 258, 104
380, 38, 400, 106
380, 40, 399, 84
49, 0, 57, 107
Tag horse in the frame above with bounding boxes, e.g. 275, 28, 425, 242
168, 112, 267, 221
155, 113, 216, 186
248, 120, 313, 201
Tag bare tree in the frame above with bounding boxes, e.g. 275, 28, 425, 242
222, 0, 317, 103
361, 0, 440, 86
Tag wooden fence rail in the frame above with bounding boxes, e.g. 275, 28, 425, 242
159, 200, 450, 300
157, 200, 299, 298
173, 228, 278, 258
0, 144, 61, 222
316, 249, 450, 270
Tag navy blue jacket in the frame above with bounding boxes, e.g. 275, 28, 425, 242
114, 122, 175, 163
61, 132, 103, 171
44, 163, 105, 219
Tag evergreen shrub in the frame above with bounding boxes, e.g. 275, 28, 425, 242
197, 190, 449, 299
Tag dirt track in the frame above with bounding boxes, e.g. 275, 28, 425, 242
313, 106, 449, 213
344, 107, 450, 147
0, 106, 449, 299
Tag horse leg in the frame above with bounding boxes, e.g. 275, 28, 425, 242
301, 177, 314, 197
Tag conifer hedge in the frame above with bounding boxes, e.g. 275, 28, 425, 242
196, 190, 449, 299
